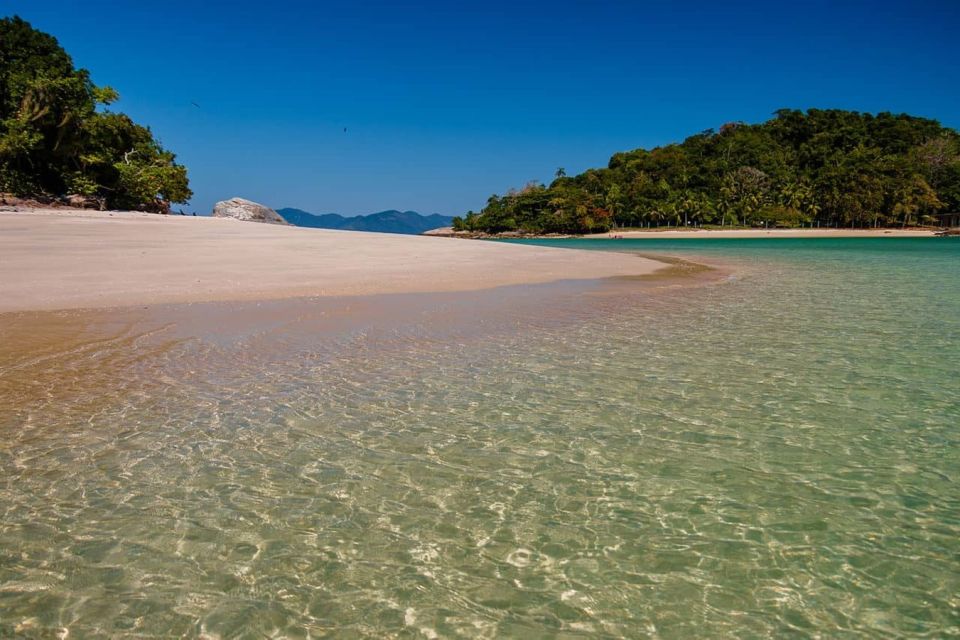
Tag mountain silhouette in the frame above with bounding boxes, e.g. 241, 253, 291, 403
278, 208, 453, 235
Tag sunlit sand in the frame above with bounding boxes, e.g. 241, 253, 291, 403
0, 209, 664, 313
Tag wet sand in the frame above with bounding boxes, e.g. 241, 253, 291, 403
0, 209, 664, 313
0, 265, 723, 422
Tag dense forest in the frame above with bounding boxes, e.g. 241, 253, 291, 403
454, 110, 960, 234
0, 16, 190, 212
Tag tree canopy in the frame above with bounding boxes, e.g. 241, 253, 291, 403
0, 16, 191, 211
454, 109, 960, 234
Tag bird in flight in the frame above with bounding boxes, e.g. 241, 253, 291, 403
191, 102, 201, 109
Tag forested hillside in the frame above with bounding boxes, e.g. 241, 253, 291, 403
0, 16, 190, 211
454, 110, 960, 234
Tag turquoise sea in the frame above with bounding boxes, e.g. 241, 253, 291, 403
1, 238, 958, 637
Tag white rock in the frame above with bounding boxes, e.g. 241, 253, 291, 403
212, 197, 287, 224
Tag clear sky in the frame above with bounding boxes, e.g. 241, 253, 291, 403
5, 0, 958, 215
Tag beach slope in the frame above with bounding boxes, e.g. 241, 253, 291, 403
0, 209, 662, 312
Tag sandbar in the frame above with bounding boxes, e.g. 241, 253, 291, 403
0, 208, 664, 313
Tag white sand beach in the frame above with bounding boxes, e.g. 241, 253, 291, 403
0, 209, 664, 313
584, 228, 938, 239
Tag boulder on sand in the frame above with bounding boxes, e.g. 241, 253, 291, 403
212, 197, 287, 224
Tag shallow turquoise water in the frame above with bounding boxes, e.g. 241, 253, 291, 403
1, 238, 958, 637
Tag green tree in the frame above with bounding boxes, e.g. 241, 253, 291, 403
719, 166, 770, 225
0, 16, 191, 211
891, 175, 943, 228
462, 108, 960, 234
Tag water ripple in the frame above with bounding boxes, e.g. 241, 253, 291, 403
1, 240, 959, 637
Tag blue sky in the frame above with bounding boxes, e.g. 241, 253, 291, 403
5, 0, 958, 215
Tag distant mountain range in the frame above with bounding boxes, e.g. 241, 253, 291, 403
277, 208, 453, 235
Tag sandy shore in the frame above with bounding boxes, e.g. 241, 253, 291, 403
0, 209, 664, 313
584, 228, 937, 239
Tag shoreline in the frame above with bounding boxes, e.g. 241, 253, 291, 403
584, 227, 940, 239
425, 226, 941, 239
0, 208, 666, 313
0, 261, 724, 417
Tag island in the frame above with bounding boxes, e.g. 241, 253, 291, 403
452, 110, 960, 235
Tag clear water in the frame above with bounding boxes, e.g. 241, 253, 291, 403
1, 238, 958, 638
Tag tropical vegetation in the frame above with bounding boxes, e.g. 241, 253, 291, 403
0, 16, 190, 212
453, 109, 960, 234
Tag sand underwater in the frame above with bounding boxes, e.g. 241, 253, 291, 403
1, 236, 958, 637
